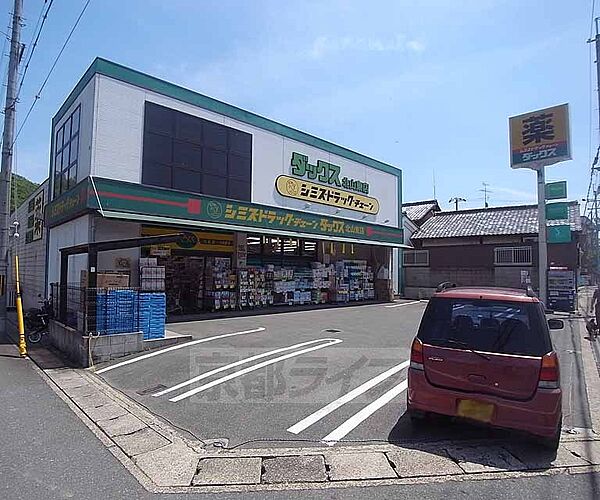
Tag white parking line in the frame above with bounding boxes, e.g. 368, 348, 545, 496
154, 339, 345, 397
287, 360, 409, 434
322, 380, 408, 446
169, 338, 342, 402
95, 327, 266, 374
384, 300, 422, 308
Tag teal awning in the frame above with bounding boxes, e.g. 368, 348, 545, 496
97, 210, 411, 249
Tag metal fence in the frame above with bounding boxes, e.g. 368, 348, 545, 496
50, 283, 141, 335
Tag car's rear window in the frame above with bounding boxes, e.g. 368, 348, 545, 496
417, 297, 551, 356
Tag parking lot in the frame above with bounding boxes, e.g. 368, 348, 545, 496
94, 300, 592, 449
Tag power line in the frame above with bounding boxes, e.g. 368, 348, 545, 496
12, 0, 91, 148
16, 0, 54, 102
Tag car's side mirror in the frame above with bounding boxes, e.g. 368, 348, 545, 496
548, 319, 564, 330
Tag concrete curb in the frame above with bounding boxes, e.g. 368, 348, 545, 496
28, 360, 600, 493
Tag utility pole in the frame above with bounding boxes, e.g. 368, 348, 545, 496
449, 197, 466, 211
594, 18, 600, 283
0, 0, 23, 335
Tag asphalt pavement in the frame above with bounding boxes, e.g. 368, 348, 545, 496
95, 300, 591, 449
2, 325, 600, 499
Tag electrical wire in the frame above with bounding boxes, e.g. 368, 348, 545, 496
16, 0, 55, 102
12, 0, 92, 149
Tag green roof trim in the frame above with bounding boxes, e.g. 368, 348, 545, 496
53, 57, 402, 178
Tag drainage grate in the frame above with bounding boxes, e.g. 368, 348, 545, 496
323, 328, 342, 333
136, 384, 167, 396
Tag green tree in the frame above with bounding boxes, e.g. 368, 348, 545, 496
10, 174, 39, 212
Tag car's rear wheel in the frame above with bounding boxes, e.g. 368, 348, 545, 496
539, 416, 562, 451
407, 407, 430, 427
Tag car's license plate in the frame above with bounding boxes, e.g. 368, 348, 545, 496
457, 399, 494, 423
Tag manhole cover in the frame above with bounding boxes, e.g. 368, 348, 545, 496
136, 384, 167, 396
323, 329, 342, 333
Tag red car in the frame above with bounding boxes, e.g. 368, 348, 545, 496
407, 285, 563, 449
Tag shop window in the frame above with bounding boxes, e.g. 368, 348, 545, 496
142, 161, 172, 188
283, 238, 300, 255
52, 105, 80, 198
173, 141, 202, 171
229, 129, 252, 156
228, 154, 251, 180
145, 102, 174, 136
203, 121, 228, 150
142, 102, 252, 201
228, 178, 251, 200
176, 113, 202, 144
144, 132, 172, 165
203, 148, 227, 175
202, 173, 227, 197
247, 235, 262, 255
403, 250, 429, 266
302, 240, 317, 257
263, 237, 282, 255
173, 167, 201, 192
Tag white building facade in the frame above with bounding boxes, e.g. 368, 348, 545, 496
42, 58, 404, 312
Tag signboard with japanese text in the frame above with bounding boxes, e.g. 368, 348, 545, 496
547, 225, 571, 244
25, 189, 45, 243
250, 138, 399, 226
545, 202, 569, 221
275, 175, 380, 215
509, 104, 571, 169
50, 177, 404, 245
142, 226, 234, 253
545, 181, 567, 200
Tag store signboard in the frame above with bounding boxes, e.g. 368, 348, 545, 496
275, 152, 381, 215
545, 202, 568, 221
45, 179, 89, 227
289, 152, 370, 193
509, 104, 571, 169
26, 189, 45, 243
547, 224, 571, 243
56, 177, 404, 244
142, 227, 234, 253
275, 175, 379, 214
545, 181, 567, 200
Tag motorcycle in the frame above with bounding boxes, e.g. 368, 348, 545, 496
25, 298, 53, 344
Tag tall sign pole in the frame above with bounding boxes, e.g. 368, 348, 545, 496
509, 104, 571, 305
536, 167, 547, 304
0, 0, 23, 335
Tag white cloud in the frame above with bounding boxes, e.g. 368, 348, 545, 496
308, 34, 425, 60
406, 40, 426, 53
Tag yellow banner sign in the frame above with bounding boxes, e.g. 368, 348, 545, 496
275, 175, 379, 215
142, 227, 234, 253
509, 103, 571, 169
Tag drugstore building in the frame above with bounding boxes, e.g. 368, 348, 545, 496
43, 58, 405, 316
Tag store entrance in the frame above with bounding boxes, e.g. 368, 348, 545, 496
140, 227, 236, 315
139, 226, 392, 319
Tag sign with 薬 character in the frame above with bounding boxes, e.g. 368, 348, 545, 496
509, 104, 571, 169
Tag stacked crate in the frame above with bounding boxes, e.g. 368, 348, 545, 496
139, 292, 166, 340
95, 289, 138, 335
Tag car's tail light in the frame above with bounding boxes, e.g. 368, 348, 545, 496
538, 351, 560, 389
410, 338, 424, 371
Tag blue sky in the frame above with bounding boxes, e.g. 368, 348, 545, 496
2, 0, 593, 210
